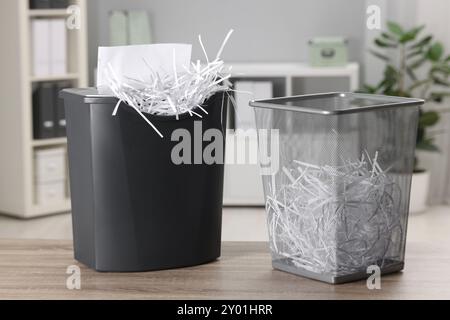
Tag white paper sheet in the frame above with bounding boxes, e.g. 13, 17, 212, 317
97, 44, 192, 94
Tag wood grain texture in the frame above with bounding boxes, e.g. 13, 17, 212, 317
0, 240, 449, 300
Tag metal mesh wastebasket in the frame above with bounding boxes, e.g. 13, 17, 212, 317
250, 92, 423, 284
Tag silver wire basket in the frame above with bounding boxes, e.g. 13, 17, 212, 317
251, 92, 423, 284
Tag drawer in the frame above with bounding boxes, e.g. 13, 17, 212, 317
34, 147, 66, 182
35, 180, 66, 205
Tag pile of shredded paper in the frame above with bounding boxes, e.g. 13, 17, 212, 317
103, 30, 234, 138
266, 151, 403, 275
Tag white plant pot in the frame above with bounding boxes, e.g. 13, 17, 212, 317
409, 171, 430, 214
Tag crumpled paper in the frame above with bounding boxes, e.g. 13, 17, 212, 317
97, 43, 192, 95
94, 30, 233, 138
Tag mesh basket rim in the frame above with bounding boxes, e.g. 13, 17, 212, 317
250, 92, 424, 115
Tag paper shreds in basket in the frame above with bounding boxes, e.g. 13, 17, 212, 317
105, 30, 234, 138
266, 151, 403, 275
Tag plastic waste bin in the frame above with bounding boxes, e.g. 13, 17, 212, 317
61, 88, 227, 272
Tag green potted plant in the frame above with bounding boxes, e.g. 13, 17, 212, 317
361, 21, 450, 213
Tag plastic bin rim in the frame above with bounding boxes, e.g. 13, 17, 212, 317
59, 87, 225, 122
249, 92, 424, 115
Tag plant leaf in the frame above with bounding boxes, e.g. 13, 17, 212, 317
406, 49, 423, 59
409, 35, 433, 50
387, 21, 404, 37
358, 84, 377, 94
377, 65, 399, 94
406, 66, 417, 81
400, 25, 424, 43
381, 32, 397, 41
429, 91, 450, 103
369, 49, 390, 61
416, 138, 440, 152
376, 78, 390, 92
408, 79, 431, 92
419, 111, 440, 127
427, 42, 444, 61
374, 38, 397, 48
409, 57, 427, 69
433, 76, 450, 86
431, 64, 450, 75
384, 65, 398, 83
385, 64, 398, 75
430, 91, 450, 97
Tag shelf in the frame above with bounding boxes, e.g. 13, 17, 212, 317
31, 74, 79, 82
30, 198, 71, 217
28, 9, 68, 18
226, 62, 360, 93
32, 138, 67, 147
226, 62, 359, 78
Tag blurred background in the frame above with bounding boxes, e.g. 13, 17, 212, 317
0, 0, 449, 241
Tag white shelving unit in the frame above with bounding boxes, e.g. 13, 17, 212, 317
0, 0, 88, 218
226, 62, 360, 94
31, 73, 80, 82
28, 9, 69, 17
223, 62, 360, 206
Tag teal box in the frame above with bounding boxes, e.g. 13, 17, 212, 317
309, 37, 348, 67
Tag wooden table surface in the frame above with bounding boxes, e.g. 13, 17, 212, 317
0, 239, 449, 300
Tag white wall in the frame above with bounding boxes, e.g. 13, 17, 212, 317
415, 0, 450, 204
363, 0, 388, 85
363, 0, 420, 85
416, 0, 450, 48
87, 0, 367, 85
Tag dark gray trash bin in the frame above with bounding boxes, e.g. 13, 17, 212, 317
61, 88, 227, 272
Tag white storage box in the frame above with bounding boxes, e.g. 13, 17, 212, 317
35, 181, 66, 204
34, 147, 67, 205
34, 147, 66, 182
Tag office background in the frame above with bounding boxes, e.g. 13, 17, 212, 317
0, 0, 449, 241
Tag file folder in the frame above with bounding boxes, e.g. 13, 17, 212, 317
33, 83, 56, 139
31, 19, 51, 77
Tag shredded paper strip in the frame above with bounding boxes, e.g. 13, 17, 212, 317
266, 151, 403, 275
104, 30, 235, 138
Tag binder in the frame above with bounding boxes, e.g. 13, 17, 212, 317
33, 83, 56, 139
49, 19, 67, 75
109, 10, 152, 46
109, 10, 128, 46
128, 10, 152, 45
50, 0, 69, 8
29, 0, 51, 9
31, 19, 51, 77
54, 81, 71, 137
